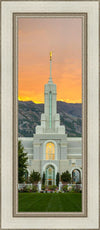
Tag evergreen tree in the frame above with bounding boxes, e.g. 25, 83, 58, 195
29, 170, 41, 184
18, 140, 28, 183
56, 172, 59, 186
61, 170, 71, 183
42, 172, 45, 185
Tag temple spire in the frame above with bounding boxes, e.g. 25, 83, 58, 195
48, 51, 53, 84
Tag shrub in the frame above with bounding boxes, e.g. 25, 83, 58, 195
29, 170, 41, 184
75, 184, 81, 193
62, 185, 68, 192
25, 178, 30, 184
56, 172, 60, 186
48, 185, 57, 191
52, 185, 57, 191
48, 185, 53, 190
75, 188, 80, 193
61, 170, 71, 183
42, 172, 45, 185
42, 185, 46, 190
32, 185, 37, 192
71, 185, 75, 192
23, 186, 30, 193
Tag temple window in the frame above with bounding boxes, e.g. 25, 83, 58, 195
46, 142, 55, 160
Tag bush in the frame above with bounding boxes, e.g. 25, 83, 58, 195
48, 185, 53, 190
42, 185, 46, 190
62, 185, 68, 192
42, 172, 45, 185
56, 172, 59, 186
32, 185, 37, 192
25, 178, 30, 184
61, 170, 71, 183
75, 184, 81, 193
23, 186, 30, 193
75, 188, 80, 193
52, 185, 57, 191
71, 185, 75, 192
29, 170, 41, 184
48, 185, 57, 191
71, 185, 81, 193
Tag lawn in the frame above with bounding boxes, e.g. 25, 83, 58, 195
18, 192, 82, 212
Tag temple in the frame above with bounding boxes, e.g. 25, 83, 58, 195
18, 53, 82, 185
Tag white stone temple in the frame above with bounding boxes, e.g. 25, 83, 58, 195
18, 52, 82, 185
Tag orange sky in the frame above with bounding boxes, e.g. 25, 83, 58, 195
18, 17, 82, 104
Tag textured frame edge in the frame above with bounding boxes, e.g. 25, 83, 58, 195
0, 1, 99, 230
13, 12, 87, 218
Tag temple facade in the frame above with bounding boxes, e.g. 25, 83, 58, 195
18, 53, 82, 185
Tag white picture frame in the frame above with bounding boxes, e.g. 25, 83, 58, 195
1, 0, 99, 229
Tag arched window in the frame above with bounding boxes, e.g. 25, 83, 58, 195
46, 142, 55, 160
72, 169, 81, 183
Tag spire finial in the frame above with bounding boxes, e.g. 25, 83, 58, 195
50, 51, 52, 61
48, 51, 53, 84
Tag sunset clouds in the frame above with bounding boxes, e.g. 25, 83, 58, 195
18, 17, 82, 103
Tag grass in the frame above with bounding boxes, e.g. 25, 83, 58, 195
18, 192, 82, 212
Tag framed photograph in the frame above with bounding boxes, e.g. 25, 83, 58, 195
15, 13, 86, 217
1, 0, 99, 229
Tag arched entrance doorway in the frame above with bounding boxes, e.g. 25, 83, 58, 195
72, 169, 81, 183
45, 165, 55, 185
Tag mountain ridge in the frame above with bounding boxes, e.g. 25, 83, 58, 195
18, 100, 82, 137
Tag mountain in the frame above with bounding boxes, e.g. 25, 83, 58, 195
18, 101, 82, 137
